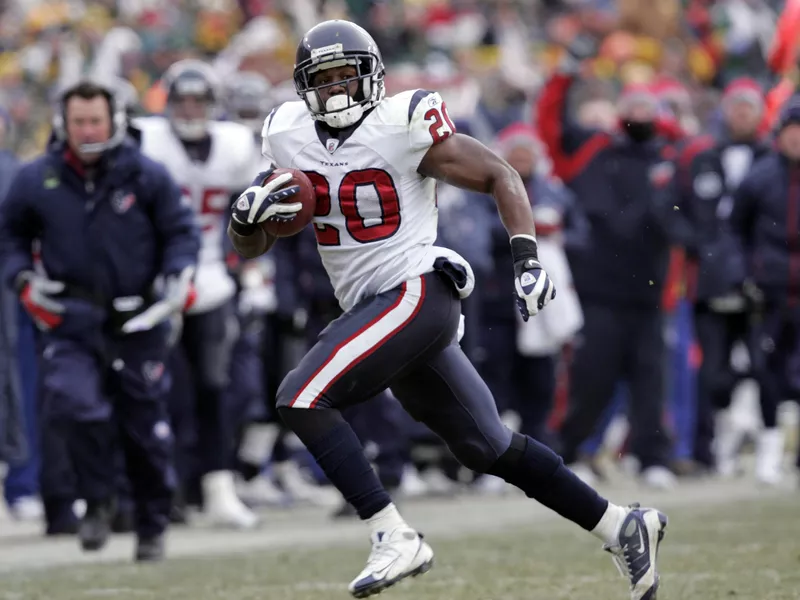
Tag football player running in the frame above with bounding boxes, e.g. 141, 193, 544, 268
228, 20, 667, 600
222, 70, 278, 495
136, 59, 261, 529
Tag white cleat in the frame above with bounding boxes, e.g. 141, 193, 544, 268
471, 474, 509, 496
236, 473, 287, 507
8, 496, 44, 522
604, 504, 668, 600
755, 428, 785, 486
202, 470, 260, 529
566, 462, 598, 487
274, 461, 341, 507
419, 468, 458, 496
348, 527, 434, 598
398, 465, 429, 498
640, 466, 677, 491
714, 408, 745, 478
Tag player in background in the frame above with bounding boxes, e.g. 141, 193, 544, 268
224, 72, 275, 140
225, 73, 417, 514
228, 20, 667, 600
135, 60, 261, 529
224, 73, 341, 508
223, 72, 286, 507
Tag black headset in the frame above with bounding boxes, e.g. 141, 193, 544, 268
52, 79, 128, 153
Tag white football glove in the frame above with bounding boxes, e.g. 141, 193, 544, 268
511, 235, 556, 321
121, 266, 195, 334
231, 172, 302, 228
16, 271, 65, 331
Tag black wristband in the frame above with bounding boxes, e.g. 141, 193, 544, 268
510, 235, 539, 263
230, 218, 258, 237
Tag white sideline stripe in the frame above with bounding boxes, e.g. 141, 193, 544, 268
291, 277, 424, 408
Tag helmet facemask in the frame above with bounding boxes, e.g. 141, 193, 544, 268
295, 51, 385, 129
166, 77, 217, 141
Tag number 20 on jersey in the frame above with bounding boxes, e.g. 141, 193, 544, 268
304, 101, 455, 247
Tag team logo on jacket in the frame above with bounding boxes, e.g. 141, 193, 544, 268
43, 168, 60, 189
648, 162, 674, 189
111, 190, 137, 214
142, 360, 165, 383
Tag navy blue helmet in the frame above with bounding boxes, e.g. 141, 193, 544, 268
293, 20, 385, 128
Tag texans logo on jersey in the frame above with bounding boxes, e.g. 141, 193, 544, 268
111, 190, 137, 214
142, 360, 165, 383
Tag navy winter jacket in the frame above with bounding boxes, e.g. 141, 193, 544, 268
537, 73, 679, 308
0, 150, 18, 202
730, 152, 800, 302
0, 139, 200, 337
668, 134, 770, 302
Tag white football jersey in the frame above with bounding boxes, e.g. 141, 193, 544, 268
263, 89, 463, 310
135, 116, 262, 313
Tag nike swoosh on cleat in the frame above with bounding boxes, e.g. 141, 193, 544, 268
363, 557, 400, 582
636, 525, 646, 555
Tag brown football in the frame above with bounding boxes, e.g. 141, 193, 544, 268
258, 168, 316, 238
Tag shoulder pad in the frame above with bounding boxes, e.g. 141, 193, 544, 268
263, 101, 309, 137
209, 120, 254, 146
375, 89, 445, 129
131, 115, 169, 133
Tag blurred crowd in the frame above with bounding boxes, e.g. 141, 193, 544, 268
0, 0, 791, 155
1, 0, 799, 551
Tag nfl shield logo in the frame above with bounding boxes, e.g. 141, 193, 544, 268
112, 190, 137, 214
326, 138, 339, 153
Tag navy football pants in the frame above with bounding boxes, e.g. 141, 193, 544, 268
277, 272, 513, 473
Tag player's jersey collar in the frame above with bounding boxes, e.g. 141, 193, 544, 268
314, 107, 375, 154
180, 134, 213, 163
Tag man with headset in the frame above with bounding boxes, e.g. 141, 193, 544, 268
0, 80, 200, 560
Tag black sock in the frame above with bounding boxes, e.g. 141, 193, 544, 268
279, 407, 391, 519
489, 432, 608, 531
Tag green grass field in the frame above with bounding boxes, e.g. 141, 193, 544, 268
2, 492, 799, 600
